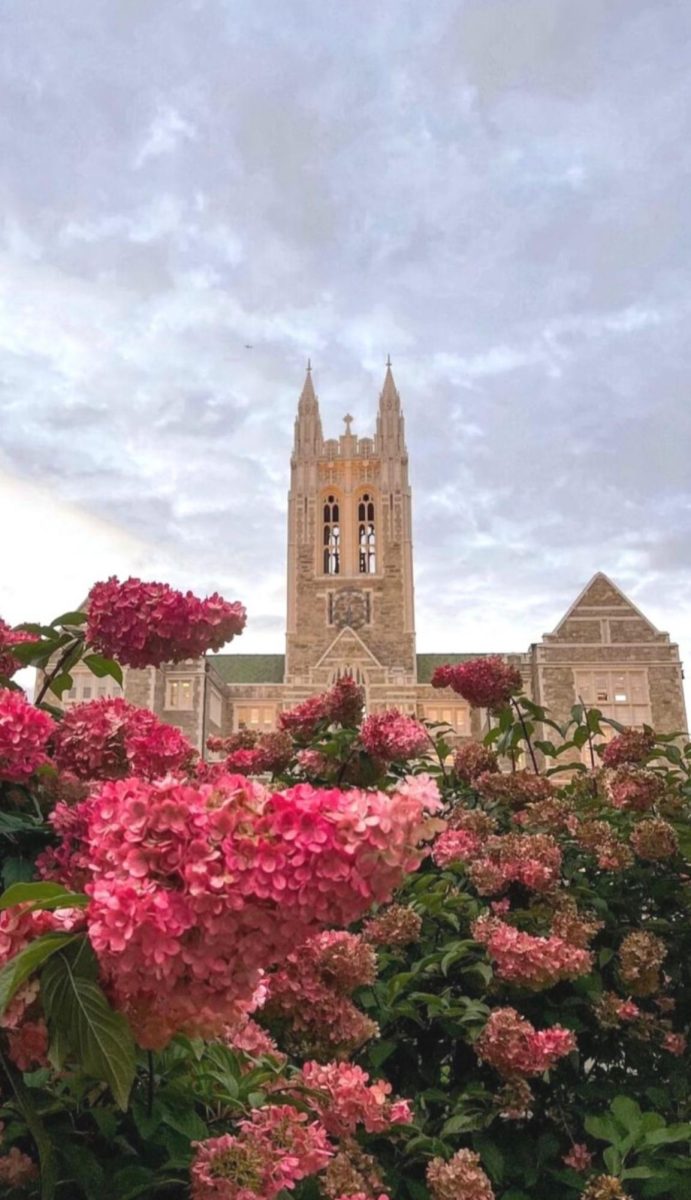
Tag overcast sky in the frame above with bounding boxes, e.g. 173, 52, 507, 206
1, 0, 690, 706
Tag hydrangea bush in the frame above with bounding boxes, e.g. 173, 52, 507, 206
0, 587, 689, 1200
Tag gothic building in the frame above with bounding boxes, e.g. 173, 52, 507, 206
61, 364, 688, 752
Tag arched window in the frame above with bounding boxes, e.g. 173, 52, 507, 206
358, 492, 376, 574
330, 664, 367, 686
323, 494, 340, 575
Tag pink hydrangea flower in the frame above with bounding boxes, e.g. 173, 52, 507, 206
76, 773, 438, 1047
53, 696, 195, 781
563, 1143, 593, 1171
86, 576, 246, 668
0, 689, 54, 782
432, 656, 522, 712
190, 1104, 332, 1200
360, 710, 430, 762
298, 1061, 413, 1137
475, 1007, 575, 1078
472, 916, 593, 990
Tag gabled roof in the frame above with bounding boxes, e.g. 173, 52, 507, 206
551, 572, 660, 635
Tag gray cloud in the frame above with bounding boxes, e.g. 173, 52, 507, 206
1, 0, 690, 687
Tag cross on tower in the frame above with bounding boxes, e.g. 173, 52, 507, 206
343, 412, 354, 434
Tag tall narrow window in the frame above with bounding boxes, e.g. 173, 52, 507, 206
358, 493, 376, 573
323, 495, 340, 574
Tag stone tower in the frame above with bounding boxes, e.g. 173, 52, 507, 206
284, 361, 417, 709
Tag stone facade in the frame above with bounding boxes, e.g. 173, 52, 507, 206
56, 367, 688, 751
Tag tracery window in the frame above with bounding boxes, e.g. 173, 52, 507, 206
323, 494, 340, 575
358, 492, 376, 574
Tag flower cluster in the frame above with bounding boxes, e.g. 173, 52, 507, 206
512, 797, 574, 834
426, 1149, 495, 1200
602, 728, 656, 767
322, 1140, 386, 1200
205, 730, 293, 777
0, 619, 38, 680
0, 1146, 38, 1189
362, 904, 422, 948
0, 689, 54, 782
476, 770, 554, 810
629, 818, 678, 861
607, 767, 665, 812
563, 1144, 593, 1171
550, 901, 603, 949
278, 676, 365, 742
431, 656, 522, 712
496, 1076, 534, 1119
7, 1018, 49, 1071
582, 1178, 631, 1200
80, 774, 438, 1047
575, 820, 634, 871
594, 992, 642, 1029
360, 710, 430, 763
190, 1104, 331, 1200
432, 827, 481, 868
297, 1061, 413, 1137
474, 1006, 576, 1078
618, 931, 667, 996
86, 576, 246, 668
472, 916, 593, 990
53, 697, 195, 781
453, 741, 498, 784
440, 831, 562, 896
264, 931, 378, 1058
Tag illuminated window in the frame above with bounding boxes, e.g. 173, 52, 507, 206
323, 495, 340, 575
358, 493, 376, 574
422, 705, 470, 735
165, 678, 194, 710
235, 706, 275, 730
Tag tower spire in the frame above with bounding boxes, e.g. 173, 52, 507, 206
293, 360, 323, 458
376, 355, 406, 455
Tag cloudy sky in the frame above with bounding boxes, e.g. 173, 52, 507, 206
1, 0, 690, 701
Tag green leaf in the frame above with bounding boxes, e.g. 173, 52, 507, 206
585, 1113, 622, 1144
48, 672, 73, 699
644, 1124, 691, 1146
107, 1164, 158, 1200
0, 810, 43, 836
41, 951, 136, 1110
82, 653, 124, 686
611, 1096, 642, 1132
604, 1145, 622, 1174
0, 932, 78, 1014
0, 882, 88, 912
51, 611, 88, 627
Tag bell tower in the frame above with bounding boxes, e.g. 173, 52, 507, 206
285, 361, 417, 705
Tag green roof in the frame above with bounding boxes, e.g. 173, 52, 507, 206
415, 653, 483, 683
209, 652, 491, 686
209, 654, 285, 684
